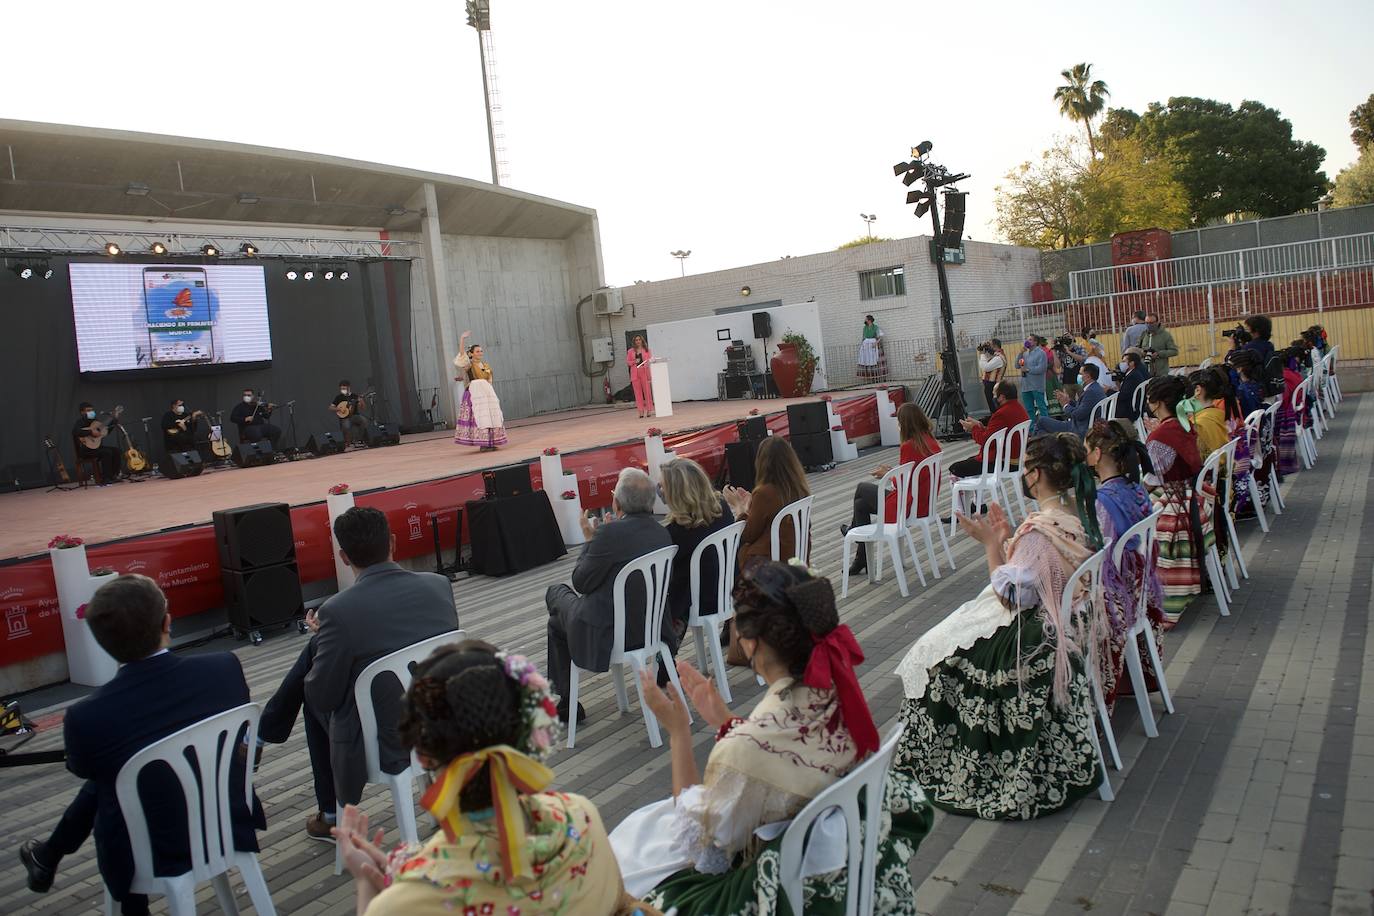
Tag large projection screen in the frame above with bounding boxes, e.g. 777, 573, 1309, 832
69, 262, 273, 373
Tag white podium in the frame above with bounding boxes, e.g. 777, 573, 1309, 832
876, 389, 900, 447
650, 358, 673, 418
540, 453, 587, 546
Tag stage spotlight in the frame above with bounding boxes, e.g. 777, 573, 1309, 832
740, 285, 751, 297
893, 161, 911, 176
285, 269, 298, 281
10, 264, 33, 279
240, 242, 259, 257
40, 263, 54, 280
913, 140, 933, 157
303, 269, 315, 281
323, 268, 335, 280
201, 243, 220, 257
338, 269, 350, 280
914, 200, 932, 218
150, 241, 168, 255
105, 242, 122, 256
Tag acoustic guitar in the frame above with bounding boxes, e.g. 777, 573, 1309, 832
334, 400, 357, 419
43, 436, 71, 484
79, 405, 123, 450
173, 409, 206, 432
119, 423, 148, 474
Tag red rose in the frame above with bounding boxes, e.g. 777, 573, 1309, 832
541, 697, 559, 716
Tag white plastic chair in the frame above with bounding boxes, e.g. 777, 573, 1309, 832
1055, 550, 1114, 801
950, 426, 1007, 541
902, 451, 955, 581
104, 704, 276, 916
842, 462, 921, 598
1216, 438, 1249, 585
770, 495, 815, 565
1306, 371, 1328, 439
336, 629, 464, 873
1195, 450, 1233, 617
992, 419, 1031, 523
1290, 381, 1316, 469
567, 545, 689, 749
1240, 409, 1271, 532
1109, 510, 1175, 739
1132, 384, 1149, 441
1261, 401, 1286, 514
1089, 392, 1117, 427
687, 520, 745, 703
1324, 346, 1342, 404
778, 730, 903, 916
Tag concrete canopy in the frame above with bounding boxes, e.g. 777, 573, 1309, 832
0, 119, 594, 239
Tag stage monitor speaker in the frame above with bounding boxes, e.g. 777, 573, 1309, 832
365, 422, 401, 448
1, 462, 46, 492
232, 440, 275, 468
221, 563, 304, 630
787, 402, 829, 437
161, 451, 204, 479
213, 503, 296, 571
737, 416, 767, 442
489, 463, 533, 499
306, 432, 345, 457
941, 191, 967, 250
790, 432, 834, 468
724, 441, 758, 490
752, 312, 772, 339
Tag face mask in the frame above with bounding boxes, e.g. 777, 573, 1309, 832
1024, 339, 1034, 349
174, 405, 185, 415
243, 395, 253, 403
1020, 468, 1036, 500
340, 388, 350, 395
1120, 361, 1129, 372
1147, 323, 1159, 332
1076, 374, 1084, 386
85, 410, 96, 419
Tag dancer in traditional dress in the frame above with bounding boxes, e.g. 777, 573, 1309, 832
1142, 376, 1211, 628
627, 334, 654, 419
452, 331, 508, 452
893, 433, 1107, 821
1277, 341, 1308, 476
611, 562, 931, 914
857, 314, 886, 380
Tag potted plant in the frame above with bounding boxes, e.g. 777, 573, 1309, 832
771, 332, 818, 396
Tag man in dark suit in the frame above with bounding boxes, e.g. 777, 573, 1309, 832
1037, 362, 1107, 438
1114, 349, 1150, 422
256, 506, 458, 840
18, 575, 265, 916
545, 467, 674, 724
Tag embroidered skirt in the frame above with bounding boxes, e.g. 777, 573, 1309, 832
857, 338, 887, 379
1277, 404, 1299, 475
1151, 481, 1214, 628
453, 380, 508, 447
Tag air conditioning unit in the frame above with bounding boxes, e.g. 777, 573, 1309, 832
592, 286, 623, 316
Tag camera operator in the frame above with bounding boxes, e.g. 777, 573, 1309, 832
1052, 333, 1084, 386
1240, 315, 1274, 369
1140, 313, 1179, 377
977, 339, 1006, 412
1114, 349, 1150, 421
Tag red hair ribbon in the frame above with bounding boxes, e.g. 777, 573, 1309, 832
802, 624, 878, 757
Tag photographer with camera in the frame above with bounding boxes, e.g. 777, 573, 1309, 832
1051, 333, 1084, 386
977, 339, 1006, 412
1140, 313, 1179, 377
1015, 337, 1050, 425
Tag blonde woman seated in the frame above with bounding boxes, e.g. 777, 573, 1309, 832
335, 640, 656, 916
610, 562, 932, 915
894, 434, 1106, 820
661, 458, 736, 637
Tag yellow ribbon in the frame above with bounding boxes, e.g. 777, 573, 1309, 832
419, 745, 555, 879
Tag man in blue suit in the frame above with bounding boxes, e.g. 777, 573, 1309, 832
1037, 362, 1107, 438
18, 575, 265, 915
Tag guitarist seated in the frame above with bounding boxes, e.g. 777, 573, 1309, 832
72, 403, 121, 484
160, 399, 206, 454
229, 389, 282, 450
330, 380, 368, 447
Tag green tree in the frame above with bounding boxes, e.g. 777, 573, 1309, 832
995, 139, 1093, 249
1331, 146, 1374, 207
1351, 93, 1374, 148
1053, 63, 1110, 158
836, 236, 893, 250
1099, 108, 1140, 144
1082, 136, 1191, 239
1137, 97, 1327, 224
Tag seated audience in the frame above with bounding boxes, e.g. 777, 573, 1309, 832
336, 640, 655, 916
257, 507, 458, 840
1114, 349, 1149, 422
1187, 368, 1231, 460
546, 467, 674, 724
1226, 349, 1266, 417
952, 380, 1028, 478
1037, 362, 1107, 437
1081, 333, 1117, 391
661, 458, 735, 634
842, 402, 941, 576
723, 435, 812, 575
611, 562, 931, 913
894, 434, 1107, 820
1142, 376, 1211, 628
18, 575, 265, 916
1276, 343, 1308, 476
1086, 421, 1165, 710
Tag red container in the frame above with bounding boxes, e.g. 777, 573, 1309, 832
1111, 228, 1172, 265
1030, 280, 1054, 303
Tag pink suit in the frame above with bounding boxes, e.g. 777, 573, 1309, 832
627, 347, 654, 414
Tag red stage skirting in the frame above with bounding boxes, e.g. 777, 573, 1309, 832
0, 393, 897, 668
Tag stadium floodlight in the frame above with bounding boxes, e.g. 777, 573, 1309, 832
303, 269, 315, 281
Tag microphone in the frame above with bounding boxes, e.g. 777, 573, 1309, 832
286, 400, 297, 406
141, 416, 153, 422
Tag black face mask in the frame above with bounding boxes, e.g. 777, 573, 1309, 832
1020, 468, 1036, 500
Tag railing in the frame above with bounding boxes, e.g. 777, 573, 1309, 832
824, 335, 943, 388
0, 224, 418, 260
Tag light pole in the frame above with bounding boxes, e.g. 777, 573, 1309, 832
465, 0, 500, 186
670, 249, 691, 277
860, 213, 877, 239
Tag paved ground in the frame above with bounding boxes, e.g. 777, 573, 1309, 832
1, 395, 1369, 915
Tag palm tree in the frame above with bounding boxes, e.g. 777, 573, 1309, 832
1054, 63, 1110, 158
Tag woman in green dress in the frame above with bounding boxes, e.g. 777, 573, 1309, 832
858, 314, 886, 380
894, 433, 1107, 820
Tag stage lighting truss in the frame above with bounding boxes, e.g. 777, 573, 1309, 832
7, 260, 54, 280
285, 262, 350, 281
201, 243, 221, 257
150, 241, 168, 255
240, 242, 259, 257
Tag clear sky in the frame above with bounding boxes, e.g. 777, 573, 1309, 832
7, 0, 1371, 287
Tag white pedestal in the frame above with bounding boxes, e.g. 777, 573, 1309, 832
877, 390, 900, 447
645, 435, 676, 514
650, 358, 674, 418
539, 454, 586, 546
825, 402, 859, 462
50, 546, 120, 687
326, 492, 357, 590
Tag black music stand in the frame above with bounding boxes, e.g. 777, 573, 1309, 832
428, 506, 467, 580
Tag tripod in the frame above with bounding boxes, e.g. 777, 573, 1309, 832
284, 400, 303, 460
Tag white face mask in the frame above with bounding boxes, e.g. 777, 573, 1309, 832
340, 388, 349, 395
85, 410, 96, 419
243, 395, 253, 403
174, 405, 185, 415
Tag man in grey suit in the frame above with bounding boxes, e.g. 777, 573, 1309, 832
545, 468, 674, 724
256, 507, 458, 840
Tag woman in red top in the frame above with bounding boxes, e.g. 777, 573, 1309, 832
841, 402, 941, 575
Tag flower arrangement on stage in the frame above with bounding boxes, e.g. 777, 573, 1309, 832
831, 425, 845, 432
820, 395, 833, 402
328, 483, 351, 495
496, 651, 560, 756
560, 490, 577, 500
646, 427, 663, 437
48, 535, 83, 550
748, 408, 760, 416
543, 447, 559, 456
75, 603, 88, 620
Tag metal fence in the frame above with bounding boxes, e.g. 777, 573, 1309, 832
824, 335, 943, 388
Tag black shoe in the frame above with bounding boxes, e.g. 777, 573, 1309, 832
839, 524, 851, 537
848, 556, 867, 577
557, 701, 587, 725
19, 839, 55, 893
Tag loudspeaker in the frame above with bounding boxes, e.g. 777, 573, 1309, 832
790, 432, 834, 468
0, 462, 46, 492
233, 440, 275, 467
718, 373, 752, 400
786, 402, 829, 436
212, 503, 296, 571
221, 564, 304, 630
364, 422, 401, 448
487, 463, 532, 498
737, 416, 767, 442
162, 451, 204, 479
941, 191, 967, 250
724, 441, 757, 489
752, 312, 772, 339
306, 432, 345, 456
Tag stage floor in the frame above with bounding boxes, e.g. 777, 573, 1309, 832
0, 393, 856, 562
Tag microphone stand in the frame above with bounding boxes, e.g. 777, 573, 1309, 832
286, 400, 302, 460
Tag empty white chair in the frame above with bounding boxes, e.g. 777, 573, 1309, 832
1132, 384, 1149, 441
1240, 409, 1271, 532
1216, 438, 1249, 585
993, 419, 1031, 523
842, 462, 921, 598
902, 451, 956, 580
1260, 401, 1286, 514
567, 545, 689, 749
1195, 450, 1232, 617
778, 730, 903, 916
336, 629, 465, 873
771, 495, 815, 565
1056, 550, 1114, 801
1325, 346, 1342, 404
1290, 382, 1316, 469
950, 426, 1007, 541
1089, 392, 1118, 427
1306, 372, 1328, 439
687, 520, 746, 702
1109, 510, 1175, 739
105, 704, 276, 916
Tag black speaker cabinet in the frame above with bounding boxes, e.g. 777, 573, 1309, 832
787, 402, 830, 436
491, 463, 533, 498
162, 451, 204, 479
365, 422, 401, 448
212, 503, 296, 571
233, 440, 275, 468
1, 461, 46, 492
737, 416, 768, 442
724, 441, 758, 489
221, 564, 304, 630
752, 311, 772, 339
306, 432, 345, 456
790, 432, 834, 468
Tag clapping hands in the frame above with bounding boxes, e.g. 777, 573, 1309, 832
956, 501, 1012, 546
334, 805, 388, 902
637, 661, 732, 734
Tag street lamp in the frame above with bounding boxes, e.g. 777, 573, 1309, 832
465, 0, 500, 186
670, 249, 692, 277
860, 213, 877, 239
